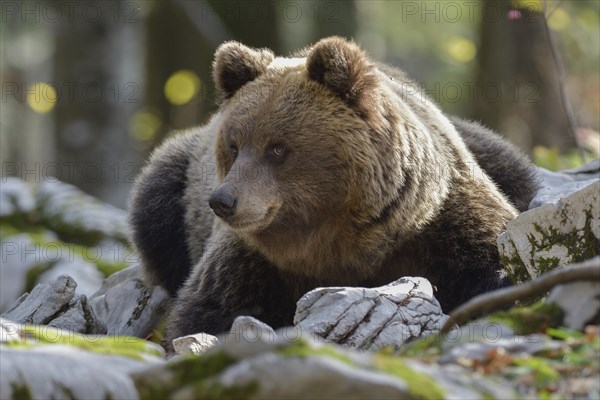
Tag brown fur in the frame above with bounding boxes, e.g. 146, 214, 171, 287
129, 37, 536, 342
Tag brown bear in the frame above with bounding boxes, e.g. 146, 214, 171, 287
129, 37, 537, 342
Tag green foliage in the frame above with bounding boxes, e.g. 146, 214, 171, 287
400, 302, 599, 398
533, 146, 595, 171
504, 327, 600, 396
510, 357, 559, 387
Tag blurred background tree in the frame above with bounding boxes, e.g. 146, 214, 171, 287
53, 0, 144, 205
1, 0, 598, 207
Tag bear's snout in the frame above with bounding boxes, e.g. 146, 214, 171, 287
209, 189, 237, 219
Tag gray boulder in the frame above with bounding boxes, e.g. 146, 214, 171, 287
35, 180, 130, 246
172, 331, 219, 356
0, 177, 35, 217
89, 265, 170, 338
499, 181, 600, 282
36, 258, 104, 297
0, 231, 56, 312
530, 159, 599, 209
547, 256, 600, 330
133, 326, 515, 399
439, 322, 561, 364
0, 318, 164, 400
294, 277, 447, 351
1, 275, 106, 334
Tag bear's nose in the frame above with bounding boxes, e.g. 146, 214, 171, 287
209, 191, 236, 218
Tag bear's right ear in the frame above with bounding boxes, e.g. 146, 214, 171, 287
213, 41, 274, 100
306, 37, 378, 119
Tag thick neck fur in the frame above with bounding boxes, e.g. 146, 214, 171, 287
247, 217, 391, 285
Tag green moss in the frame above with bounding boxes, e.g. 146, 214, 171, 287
0, 223, 51, 242
0, 223, 21, 239
277, 340, 447, 398
4, 228, 128, 279
398, 334, 443, 359
276, 339, 353, 365
2, 218, 129, 279
170, 351, 237, 382
39, 208, 129, 248
499, 238, 531, 283
0, 210, 41, 236
96, 259, 129, 278
534, 256, 561, 275
182, 380, 258, 400
10, 381, 33, 400
545, 327, 584, 340
528, 209, 600, 275
2, 340, 35, 349
135, 350, 258, 399
372, 355, 445, 399
486, 301, 564, 335
57, 384, 76, 400
15, 325, 162, 359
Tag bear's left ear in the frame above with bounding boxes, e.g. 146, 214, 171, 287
213, 41, 274, 100
307, 37, 378, 117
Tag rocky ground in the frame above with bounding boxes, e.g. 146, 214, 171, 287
1, 160, 599, 399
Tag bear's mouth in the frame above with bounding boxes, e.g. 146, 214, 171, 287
227, 205, 278, 232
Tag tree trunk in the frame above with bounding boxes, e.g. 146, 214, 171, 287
53, 0, 144, 207
475, 0, 573, 152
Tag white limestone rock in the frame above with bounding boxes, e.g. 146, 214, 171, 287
530, 160, 599, 209
89, 270, 170, 338
0, 231, 57, 312
547, 257, 600, 330
294, 277, 448, 351
133, 326, 516, 399
0, 177, 35, 217
35, 180, 130, 245
439, 322, 561, 364
37, 258, 104, 297
499, 181, 600, 282
0, 318, 164, 400
1, 275, 106, 334
173, 332, 220, 356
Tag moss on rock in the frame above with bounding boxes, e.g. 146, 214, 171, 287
133, 350, 257, 399
499, 237, 531, 283
10, 381, 33, 400
486, 301, 564, 335
276, 339, 353, 365
3, 324, 163, 360
372, 355, 445, 399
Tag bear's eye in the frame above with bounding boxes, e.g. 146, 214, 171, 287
229, 145, 238, 158
266, 143, 288, 165
271, 144, 286, 157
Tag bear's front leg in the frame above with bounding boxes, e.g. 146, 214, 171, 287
165, 230, 296, 343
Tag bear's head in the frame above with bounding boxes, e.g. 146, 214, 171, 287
207, 37, 407, 269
